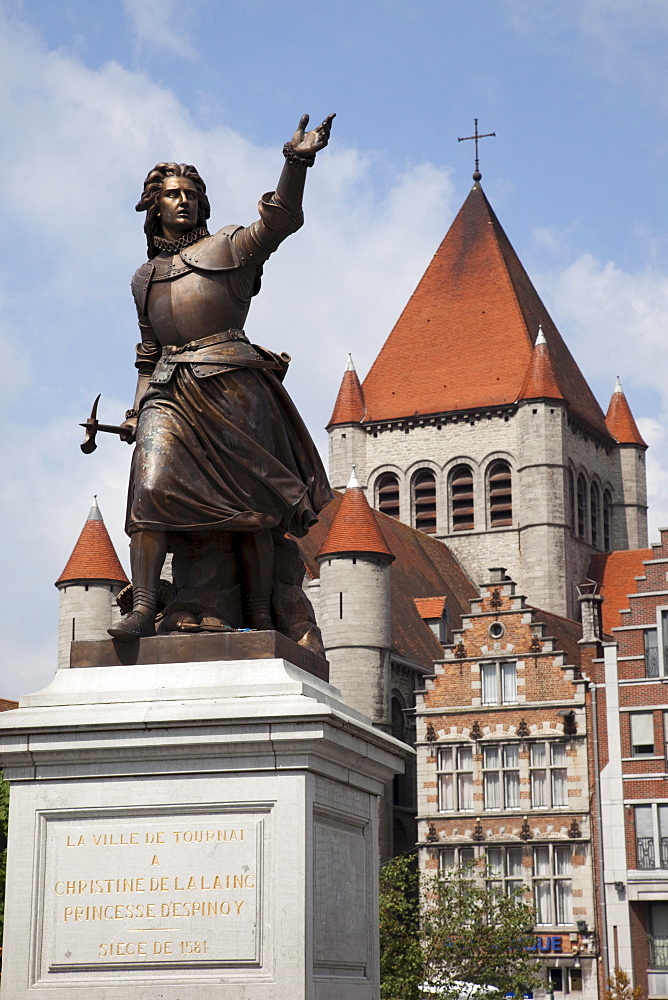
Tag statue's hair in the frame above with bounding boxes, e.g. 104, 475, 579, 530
136, 162, 210, 258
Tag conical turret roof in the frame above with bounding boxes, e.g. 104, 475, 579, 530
55, 498, 128, 586
360, 182, 611, 439
518, 326, 564, 401
327, 355, 365, 427
605, 377, 647, 447
317, 470, 393, 560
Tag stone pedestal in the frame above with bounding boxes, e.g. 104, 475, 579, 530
0, 645, 408, 999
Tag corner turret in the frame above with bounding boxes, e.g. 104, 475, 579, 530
605, 377, 648, 549
55, 498, 128, 668
327, 356, 368, 490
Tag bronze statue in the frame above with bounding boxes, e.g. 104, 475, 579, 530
107, 114, 335, 644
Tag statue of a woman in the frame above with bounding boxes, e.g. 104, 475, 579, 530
109, 114, 335, 642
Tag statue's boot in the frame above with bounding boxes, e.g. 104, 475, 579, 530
108, 530, 166, 642
247, 598, 274, 631
108, 586, 156, 641
240, 529, 275, 631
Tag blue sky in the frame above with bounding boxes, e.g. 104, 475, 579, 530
1, 0, 667, 698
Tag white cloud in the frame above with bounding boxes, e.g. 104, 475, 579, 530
121, 0, 198, 58
534, 250, 668, 543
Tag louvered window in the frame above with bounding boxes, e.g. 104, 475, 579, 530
603, 490, 612, 550
591, 481, 601, 548
376, 473, 400, 519
413, 469, 437, 533
488, 461, 512, 527
450, 465, 474, 531
577, 475, 587, 539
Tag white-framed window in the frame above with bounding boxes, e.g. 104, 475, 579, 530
533, 844, 573, 925
530, 742, 568, 808
649, 903, 668, 969
485, 845, 525, 896
481, 661, 517, 705
483, 744, 521, 810
646, 629, 660, 678
634, 804, 668, 870
439, 845, 476, 872
630, 713, 655, 757
437, 745, 474, 812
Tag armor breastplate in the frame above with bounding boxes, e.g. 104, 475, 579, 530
132, 225, 259, 346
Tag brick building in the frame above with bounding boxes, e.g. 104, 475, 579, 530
414, 566, 600, 999
589, 532, 668, 998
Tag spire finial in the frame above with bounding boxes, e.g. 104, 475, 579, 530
347, 466, 361, 490
346, 353, 356, 372
88, 495, 103, 521
535, 324, 547, 346
458, 118, 496, 181
614, 375, 623, 393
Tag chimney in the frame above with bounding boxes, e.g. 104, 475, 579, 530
577, 580, 603, 642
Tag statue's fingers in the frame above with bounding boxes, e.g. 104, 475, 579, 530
322, 112, 336, 130
298, 113, 309, 131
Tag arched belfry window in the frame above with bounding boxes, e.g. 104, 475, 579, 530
488, 461, 513, 527
590, 481, 601, 549
376, 473, 400, 519
568, 469, 576, 532
603, 490, 612, 551
450, 465, 474, 531
577, 475, 587, 539
413, 469, 437, 533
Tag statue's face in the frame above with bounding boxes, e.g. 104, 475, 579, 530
157, 176, 199, 232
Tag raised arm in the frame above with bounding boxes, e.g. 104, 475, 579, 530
276, 113, 336, 213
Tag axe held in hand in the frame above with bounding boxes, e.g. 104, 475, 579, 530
80, 394, 133, 454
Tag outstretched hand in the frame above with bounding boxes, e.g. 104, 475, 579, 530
290, 113, 336, 157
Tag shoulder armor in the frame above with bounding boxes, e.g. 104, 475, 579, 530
131, 261, 155, 317
180, 225, 245, 271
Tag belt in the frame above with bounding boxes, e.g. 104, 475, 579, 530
162, 329, 247, 356
149, 331, 290, 384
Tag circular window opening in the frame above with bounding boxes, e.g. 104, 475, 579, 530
489, 621, 505, 639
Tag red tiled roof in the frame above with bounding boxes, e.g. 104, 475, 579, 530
588, 549, 652, 633
317, 483, 393, 559
327, 363, 365, 427
55, 503, 128, 586
0, 699, 18, 712
301, 495, 478, 667
605, 382, 647, 447
414, 596, 447, 619
518, 330, 564, 402
360, 182, 612, 440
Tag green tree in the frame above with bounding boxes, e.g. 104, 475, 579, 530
380, 855, 542, 1000
604, 968, 644, 1000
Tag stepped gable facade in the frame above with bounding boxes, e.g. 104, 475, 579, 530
588, 532, 668, 997
328, 181, 648, 620
415, 566, 601, 999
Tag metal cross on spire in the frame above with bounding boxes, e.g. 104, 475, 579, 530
458, 118, 496, 181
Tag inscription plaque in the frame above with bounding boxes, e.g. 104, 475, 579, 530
36, 806, 268, 975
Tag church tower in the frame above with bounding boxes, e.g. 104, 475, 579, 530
54, 498, 128, 668
328, 179, 647, 619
